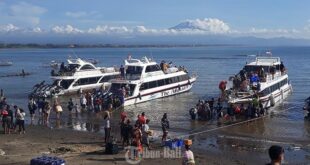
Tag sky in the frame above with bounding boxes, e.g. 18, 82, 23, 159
0, 0, 310, 44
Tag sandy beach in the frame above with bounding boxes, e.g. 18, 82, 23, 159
1, 111, 309, 165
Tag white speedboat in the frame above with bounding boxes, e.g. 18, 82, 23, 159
31, 58, 119, 97
108, 56, 197, 106
226, 53, 292, 108
0, 61, 13, 66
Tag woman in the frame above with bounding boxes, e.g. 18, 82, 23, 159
16, 108, 26, 134
43, 102, 51, 125
161, 113, 169, 143
54, 100, 62, 120
103, 113, 111, 143
28, 97, 37, 123
1, 106, 10, 134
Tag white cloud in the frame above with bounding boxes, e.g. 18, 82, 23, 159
87, 25, 130, 34
31, 27, 42, 33
0, 24, 19, 32
171, 18, 230, 34
52, 25, 84, 34
0, 18, 310, 40
65, 11, 100, 19
0, 2, 47, 26
10, 2, 47, 16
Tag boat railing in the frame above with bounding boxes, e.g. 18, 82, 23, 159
262, 70, 287, 83
125, 74, 141, 80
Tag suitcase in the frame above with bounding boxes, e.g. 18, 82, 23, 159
105, 143, 119, 154
30, 156, 66, 165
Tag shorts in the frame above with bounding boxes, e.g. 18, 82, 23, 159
142, 135, 149, 145
29, 110, 35, 115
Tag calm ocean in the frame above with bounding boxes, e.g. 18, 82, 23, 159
0, 46, 309, 140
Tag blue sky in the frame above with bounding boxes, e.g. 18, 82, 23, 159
0, 0, 310, 43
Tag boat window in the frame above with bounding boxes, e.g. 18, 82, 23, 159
59, 79, 74, 89
145, 65, 161, 73
126, 66, 143, 75
149, 81, 157, 89
80, 64, 95, 70
73, 77, 101, 86
100, 75, 118, 83
68, 64, 80, 71
88, 77, 101, 84
173, 76, 180, 83
158, 79, 165, 86
140, 83, 148, 91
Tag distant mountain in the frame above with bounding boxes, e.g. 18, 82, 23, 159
169, 18, 230, 33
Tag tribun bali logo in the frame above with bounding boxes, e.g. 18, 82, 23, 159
124, 146, 182, 164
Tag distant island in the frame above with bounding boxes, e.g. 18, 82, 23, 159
0, 43, 242, 49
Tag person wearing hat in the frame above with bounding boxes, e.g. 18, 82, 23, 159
182, 140, 195, 165
267, 145, 284, 165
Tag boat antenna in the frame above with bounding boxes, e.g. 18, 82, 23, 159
149, 48, 153, 61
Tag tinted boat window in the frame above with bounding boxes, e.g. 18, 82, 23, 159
60, 79, 74, 89
100, 75, 117, 83
80, 64, 95, 70
148, 81, 157, 88
145, 65, 161, 73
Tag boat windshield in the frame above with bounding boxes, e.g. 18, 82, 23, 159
125, 66, 143, 80
110, 83, 136, 97
59, 79, 74, 89
68, 64, 80, 71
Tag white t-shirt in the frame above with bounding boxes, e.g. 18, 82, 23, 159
103, 118, 110, 128
183, 150, 195, 165
142, 124, 149, 135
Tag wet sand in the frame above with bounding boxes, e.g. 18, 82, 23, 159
1, 112, 309, 165
0, 125, 222, 165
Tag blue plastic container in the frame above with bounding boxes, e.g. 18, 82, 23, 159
165, 140, 180, 149
30, 156, 66, 165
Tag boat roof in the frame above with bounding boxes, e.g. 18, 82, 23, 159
67, 58, 95, 66
247, 56, 281, 66
124, 56, 157, 67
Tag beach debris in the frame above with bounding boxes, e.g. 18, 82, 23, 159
49, 146, 75, 154
40, 151, 51, 155
0, 149, 5, 156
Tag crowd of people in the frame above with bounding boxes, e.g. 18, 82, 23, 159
190, 94, 267, 122
78, 89, 122, 114
0, 93, 26, 134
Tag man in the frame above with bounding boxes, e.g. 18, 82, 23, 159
182, 140, 195, 165
142, 119, 151, 149
267, 145, 284, 165
161, 113, 169, 143
120, 65, 125, 79
280, 61, 285, 74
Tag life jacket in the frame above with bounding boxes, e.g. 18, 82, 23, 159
120, 112, 127, 121
234, 106, 241, 114
219, 81, 226, 90
1, 110, 8, 116
139, 116, 146, 124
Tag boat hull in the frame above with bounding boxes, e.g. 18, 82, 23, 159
229, 84, 293, 109
123, 77, 196, 106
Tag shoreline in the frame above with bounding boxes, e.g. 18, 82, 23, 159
1, 111, 309, 165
